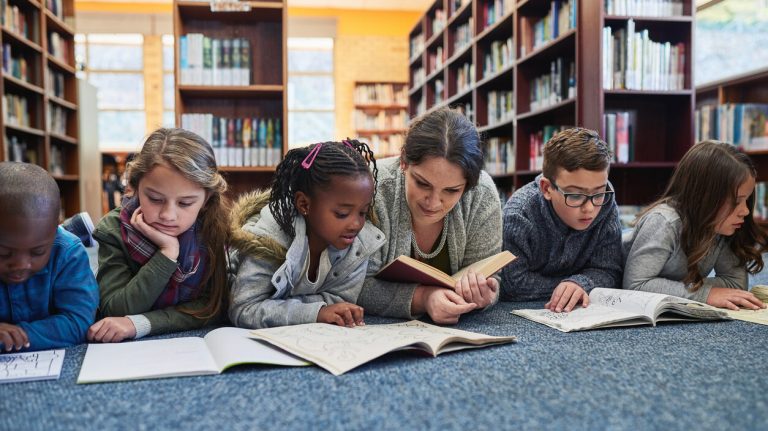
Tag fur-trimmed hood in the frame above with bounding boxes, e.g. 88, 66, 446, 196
229, 190, 287, 264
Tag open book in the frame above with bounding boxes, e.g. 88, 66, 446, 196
0, 350, 64, 384
77, 327, 309, 384
724, 285, 768, 325
249, 320, 517, 376
375, 250, 515, 288
511, 288, 730, 332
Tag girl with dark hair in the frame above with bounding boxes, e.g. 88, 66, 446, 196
229, 140, 385, 328
358, 107, 504, 324
623, 140, 767, 310
89, 128, 232, 342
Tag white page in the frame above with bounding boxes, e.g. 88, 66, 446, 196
203, 327, 309, 372
77, 337, 218, 384
588, 288, 673, 319
250, 321, 514, 376
0, 349, 65, 384
512, 304, 647, 332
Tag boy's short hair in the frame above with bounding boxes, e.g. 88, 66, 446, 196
0, 162, 60, 219
542, 128, 612, 180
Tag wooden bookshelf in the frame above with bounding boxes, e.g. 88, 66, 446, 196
353, 81, 408, 159
695, 66, 768, 224
173, 0, 286, 195
407, 0, 695, 206
0, 0, 81, 218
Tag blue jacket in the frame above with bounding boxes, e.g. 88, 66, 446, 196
0, 227, 99, 351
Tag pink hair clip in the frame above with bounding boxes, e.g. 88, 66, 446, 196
301, 143, 323, 169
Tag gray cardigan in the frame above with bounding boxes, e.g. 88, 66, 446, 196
229, 205, 386, 328
500, 175, 623, 301
357, 157, 503, 319
622, 203, 747, 302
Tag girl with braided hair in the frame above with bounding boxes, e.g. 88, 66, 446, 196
229, 140, 385, 328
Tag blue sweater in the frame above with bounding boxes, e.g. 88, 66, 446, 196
500, 175, 623, 301
0, 227, 99, 351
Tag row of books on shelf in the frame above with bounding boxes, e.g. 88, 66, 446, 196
181, 114, 282, 168
360, 134, 403, 159
428, 46, 445, 75
49, 144, 65, 176
603, 111, 636, 163
2, 43, 30, 82
354, 83, 407, 106
483, 37, 513, 77
1, 0, 34, 41
47, 103, 67, 136
604, 0, 685, 17
618, 205, 644, 229
4, 134, 37, 164
47, 67, 65, 99
3, 93, 31, 128
484, 137, 514, 176
46, 0, 66, 21
48, 31, 69, 63
481, 0, 513, 29
529, 125, 570, 170
354, 110, 408, 131
756, 183, 768, 222
456, 62, 473, 94
434, 79, 444, 105
520, 0, 576, 56
450, 0, 471, 15
432, 9, 446, 36
412, 66, 425, 89
410, 33, 424, 60
529, 58, 575, 112
695, 104, 768, 152
487, 90, 514, 126
179, 34, 251, 86
454, 20, 473, 54
602, 20, 686, 91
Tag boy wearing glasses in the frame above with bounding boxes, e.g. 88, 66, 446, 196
500, 128, 623, 312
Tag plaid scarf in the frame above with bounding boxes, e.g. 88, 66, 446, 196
119, 197, 208, 309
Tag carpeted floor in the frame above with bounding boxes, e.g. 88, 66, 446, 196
2, 279, 767, 431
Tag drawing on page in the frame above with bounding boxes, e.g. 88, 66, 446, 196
0, 350, 62, 379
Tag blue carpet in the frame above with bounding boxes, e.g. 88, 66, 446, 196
2, 277, 767, 431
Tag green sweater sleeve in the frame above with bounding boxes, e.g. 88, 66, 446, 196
94, 210, 218, 336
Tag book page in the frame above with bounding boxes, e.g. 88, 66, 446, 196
77, 337, 218, 384
512, 304, 648, 332
588, 288, 673, 319
249, 321, 515, 376
0, 350, 64, 384
725, 308, 768, 325
451, 251, 516, 282
203, 327, 309, 372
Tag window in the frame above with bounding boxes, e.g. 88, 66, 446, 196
287, 37, 335, 147
162, 34, 175, 128
75, 34, 146, 150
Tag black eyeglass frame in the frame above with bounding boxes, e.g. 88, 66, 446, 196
548, 179, 615, 208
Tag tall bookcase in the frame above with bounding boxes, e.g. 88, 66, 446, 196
173, 0, 286, 196
696, 66, 768, 223
1, 0, 80, 218
353, 81, 408, 159
407, 0, 695, 206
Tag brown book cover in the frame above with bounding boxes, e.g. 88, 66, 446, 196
375, 251, 515, 288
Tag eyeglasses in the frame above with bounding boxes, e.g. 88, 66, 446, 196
549, 180, 614, 208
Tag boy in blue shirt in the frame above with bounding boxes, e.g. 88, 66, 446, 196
0, 162, 98, 351
500, 128, 623, 311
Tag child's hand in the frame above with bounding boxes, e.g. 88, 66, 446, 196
130, 207, 180, 260
706, 287, 766, 311
545, 281, 589, 312
454, 271, 498, 309
87, 317, 137, 343
0, 323, 29, 351
317, 303, 365, 327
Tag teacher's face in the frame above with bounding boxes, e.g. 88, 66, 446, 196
401, 156, 467, 227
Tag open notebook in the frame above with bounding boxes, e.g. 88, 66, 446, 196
512, 288, 730, 332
